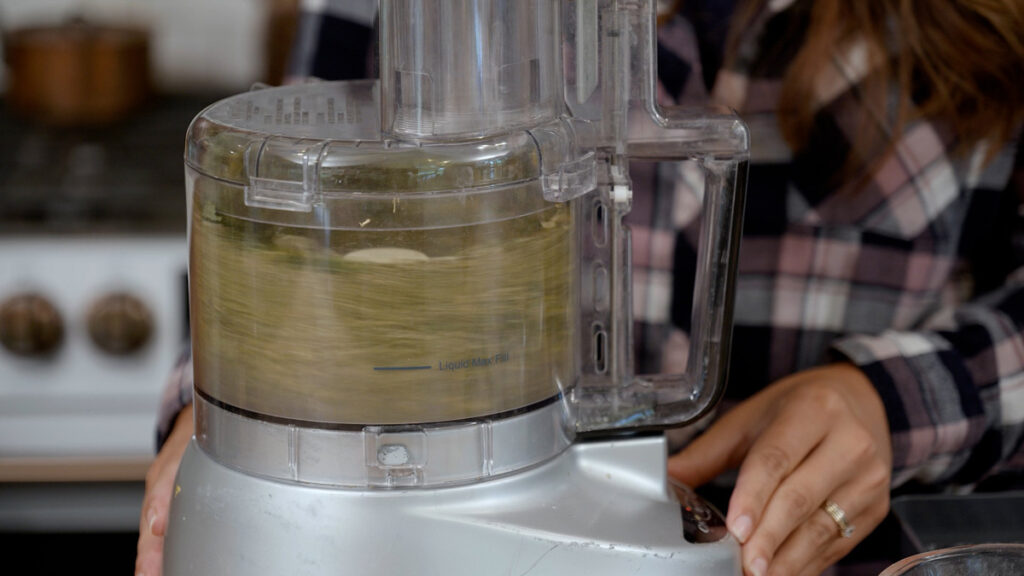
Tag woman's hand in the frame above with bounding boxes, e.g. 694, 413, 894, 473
668, 364, 892, 576
135, 404, 193, 576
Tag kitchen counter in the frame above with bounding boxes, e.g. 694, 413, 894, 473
0, 456, 152, 483
0, 480, 145, 533
1, 481, 143, 576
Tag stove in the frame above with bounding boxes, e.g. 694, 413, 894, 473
0, 96, 212, 528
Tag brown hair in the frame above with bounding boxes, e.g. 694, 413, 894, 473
729, 0, 1024, 167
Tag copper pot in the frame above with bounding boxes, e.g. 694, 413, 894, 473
4, 20, 151, 126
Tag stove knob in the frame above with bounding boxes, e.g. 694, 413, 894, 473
0, 293, 64, 356
87, 293, 153, 355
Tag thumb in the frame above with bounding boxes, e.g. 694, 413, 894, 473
666, 408, 754, 488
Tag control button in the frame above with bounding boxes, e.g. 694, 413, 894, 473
87, 292, 153, 355
671, 479, 729, 544
0, 293, 64, 356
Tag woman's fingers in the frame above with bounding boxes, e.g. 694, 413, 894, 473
725, 388, 833, 545
783, 462, 891, 576
775, 488, 864, 576
135, 405, 193, 576
668, 400, 763, 490
142, 452, 178, 536
669, 364, 892, 575
136, 507, 164, 576
672, 365, 891, 576
738, 418, 872, 575
136, 458, 176, 576
734, 366, 890, 576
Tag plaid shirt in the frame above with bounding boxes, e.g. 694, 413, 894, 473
160, 0, 1024, 494
644, 0, 1024, 492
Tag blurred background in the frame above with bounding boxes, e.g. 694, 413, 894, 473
0, 1, 297, 573
0, 0, 297, 91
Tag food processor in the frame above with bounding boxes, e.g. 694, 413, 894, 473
164, 0, 748, 573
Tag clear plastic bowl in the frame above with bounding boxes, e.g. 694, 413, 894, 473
880, 543, 1024, 575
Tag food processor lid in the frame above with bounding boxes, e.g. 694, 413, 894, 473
184, 80, 594, 206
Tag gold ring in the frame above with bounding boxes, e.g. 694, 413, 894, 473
822, 500, 855, 538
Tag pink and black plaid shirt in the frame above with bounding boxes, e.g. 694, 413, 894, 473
636, 1, 1024, 492
161, 0, 1024, 495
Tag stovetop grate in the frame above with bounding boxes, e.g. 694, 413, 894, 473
0, 95, 224, 234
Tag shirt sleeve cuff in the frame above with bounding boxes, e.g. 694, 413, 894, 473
830, 330, 985, 487
156, 346, 194, 451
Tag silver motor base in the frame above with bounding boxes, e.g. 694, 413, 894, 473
165, 435, 740, 575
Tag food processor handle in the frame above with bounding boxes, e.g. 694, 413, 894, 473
568, 0, 749, 434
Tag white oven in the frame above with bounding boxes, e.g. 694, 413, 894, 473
0, 235, 187, 480
0, 94, 203, 536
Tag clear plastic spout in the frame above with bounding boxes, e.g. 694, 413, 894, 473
379, 0, 564, 139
